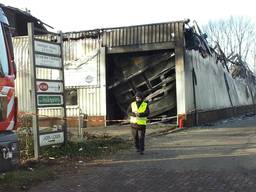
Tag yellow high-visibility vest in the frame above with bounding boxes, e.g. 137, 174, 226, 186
130, 101, 148, 125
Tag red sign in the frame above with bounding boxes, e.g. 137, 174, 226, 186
38, 83, 48, 91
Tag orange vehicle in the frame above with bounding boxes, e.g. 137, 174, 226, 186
0, 7, 18, 172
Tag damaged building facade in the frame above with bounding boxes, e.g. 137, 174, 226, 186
0, 4, 49, 36
12, 20, 256, 127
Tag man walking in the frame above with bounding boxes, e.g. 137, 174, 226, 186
127, 92, 150, 155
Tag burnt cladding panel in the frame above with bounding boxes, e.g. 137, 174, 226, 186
102, 22, 177, 47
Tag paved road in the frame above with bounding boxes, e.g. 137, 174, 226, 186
29, 115, 256, 192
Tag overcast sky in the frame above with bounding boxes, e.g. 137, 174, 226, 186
1, 0, 255, 32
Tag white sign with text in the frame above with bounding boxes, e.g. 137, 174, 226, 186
39, 132, 64, 146
35, 54, 62, 68
34, 40, 61, 56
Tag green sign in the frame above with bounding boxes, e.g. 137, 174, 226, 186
37, 95, 63, 106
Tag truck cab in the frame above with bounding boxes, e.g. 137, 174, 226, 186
0, 7, 19, 172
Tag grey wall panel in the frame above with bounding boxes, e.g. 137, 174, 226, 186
185, 50, 254, 113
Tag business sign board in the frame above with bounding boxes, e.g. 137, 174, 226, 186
65, 69, 98, 86
28, 23, 67, 157
34, 40, 61, 56
65, 51, 99, 86
36, 81, 63, 93
37, 94, 63, 106
39, 132, 64, 147
35, 54, 62, 68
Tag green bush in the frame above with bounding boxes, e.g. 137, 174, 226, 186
41, 137, 131, 160
16, 113, 132, 161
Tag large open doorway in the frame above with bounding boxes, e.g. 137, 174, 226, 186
106, 49, 177, 123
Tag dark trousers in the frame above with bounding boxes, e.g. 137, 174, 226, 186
131, 127, 146, 152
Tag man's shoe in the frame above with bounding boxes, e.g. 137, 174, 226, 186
140, 151, 144, 155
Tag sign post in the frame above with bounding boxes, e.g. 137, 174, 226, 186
28, 23, 67, 159
28, 23, 39, 159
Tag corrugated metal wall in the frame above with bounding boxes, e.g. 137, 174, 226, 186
62, 33, 106, 116
13, 36, 31, 112
101, 21, 183, 47
13, 35, 54, 112
13, 33, 106, 117
63, 32, 100, 62
39, 86, 105, 116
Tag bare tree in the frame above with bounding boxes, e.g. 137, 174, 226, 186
202, 16, 256, 62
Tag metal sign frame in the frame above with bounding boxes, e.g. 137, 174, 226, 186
28, 23, 67, 159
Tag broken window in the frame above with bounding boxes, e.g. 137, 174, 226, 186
65, 89, 78, 106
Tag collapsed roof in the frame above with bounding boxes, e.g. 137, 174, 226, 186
185, 21, 256, 84
0, 3, 50, 36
